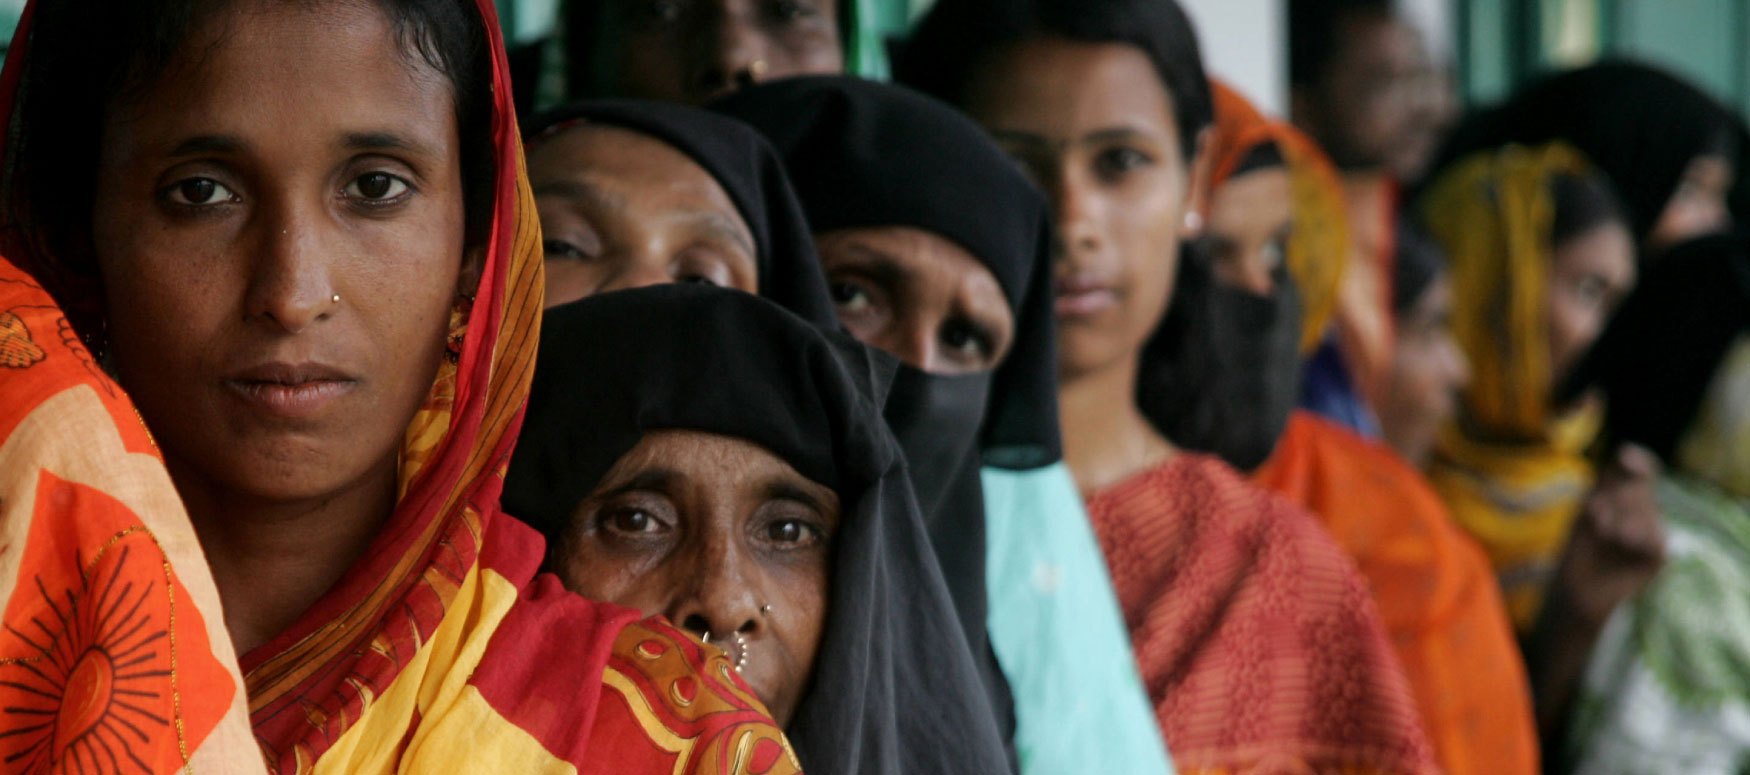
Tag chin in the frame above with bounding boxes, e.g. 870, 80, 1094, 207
192, 439, 387, 504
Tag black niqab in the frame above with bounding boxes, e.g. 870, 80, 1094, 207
524, 100, 838, 326
712, 77, 1058, 771
502, 285, 1014, 775
1140, 245, 1305, 472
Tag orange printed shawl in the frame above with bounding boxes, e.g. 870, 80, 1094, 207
1256, 412, 1539, 775
0, 256, 267, 774
0, 2, 800, 774
1085, 454, 1438, 775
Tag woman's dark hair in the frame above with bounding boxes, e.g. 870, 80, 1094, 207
1550, 169, 1629, 248
894, 0, 1213, 163
1288, 0, 1394, 91
4, 0, 493, 336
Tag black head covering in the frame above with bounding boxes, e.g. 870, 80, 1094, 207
502, 285, 1014, 775
711, 77, 1056, 769
711, 76, 1061, 468
523, 100, 837, 326
1432, 60, 1739, 244
1563, 233, 1750, 464
1139, 244, 1306, 472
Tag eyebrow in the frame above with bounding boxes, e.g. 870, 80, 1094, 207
827, 242, 910, 291
531, 178, 627, 216
343, 131, 438, 157
165, 131, 439, 159
678, 210, 757, 258
168, 134, 246, 157
593, 468, 679, 500
989, 125, 1160, 152
762, 479, 834, 519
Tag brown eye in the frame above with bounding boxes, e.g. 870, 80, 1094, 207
165, 177, 237, 206
940, 318, 993, 360
765, 519, 810, 544
829, 281, 873, 312
1094, 146, 1153, 180
345, 172, 408, 201
606, 509, 662, 535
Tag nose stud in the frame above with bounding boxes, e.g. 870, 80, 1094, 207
330, 294, 341, 304
748, 59, 768, 79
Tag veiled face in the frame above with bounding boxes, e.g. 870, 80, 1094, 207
963, 37, 1206, 381
1647, 153, 1735, 253
549, 430, 839, 727
816, 226, 1013, 374
91, 0, 469, 504
530, 125, 758, 308
1203, 165, 1292, 296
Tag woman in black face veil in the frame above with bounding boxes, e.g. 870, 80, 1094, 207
714, 75, 1172, 774
504, 284, 1015, 775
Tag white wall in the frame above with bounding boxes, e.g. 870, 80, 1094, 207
1180, 0, 1287, 115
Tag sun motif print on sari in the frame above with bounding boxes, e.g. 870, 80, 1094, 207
0, 262, 262, 775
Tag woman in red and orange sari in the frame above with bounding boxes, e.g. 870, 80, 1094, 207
0, 1, 797, 773
1187, 82, 1539, 775
900, 1, 1437, 772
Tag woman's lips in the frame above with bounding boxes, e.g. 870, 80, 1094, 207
224, 362, 358, 419
1055, 275, 1119, 318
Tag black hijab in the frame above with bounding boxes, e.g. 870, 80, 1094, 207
523, 99, 838, 326
502, 285, 1014, 775
1432, 60, 1739, 244
711, 78, 1056, 769
1563, 233, 1750, 464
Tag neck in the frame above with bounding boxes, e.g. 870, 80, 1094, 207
172, 454, 398, 657
1058, 354, 1175, 499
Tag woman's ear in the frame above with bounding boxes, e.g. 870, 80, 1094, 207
1180, 127, 1216, 240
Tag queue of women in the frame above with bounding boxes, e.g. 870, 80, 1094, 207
1, 0, 1744, 773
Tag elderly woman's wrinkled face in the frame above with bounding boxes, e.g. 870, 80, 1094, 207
815, 226, 1014, 374
91, 0, 470, 504
597, 0, 843, 105
963, 38, 1206, 381
530, 125, 758, 308
549, 429, 839, 727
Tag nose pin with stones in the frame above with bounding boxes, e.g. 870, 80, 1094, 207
698, 604, 771, 674
700, 630, 750, 673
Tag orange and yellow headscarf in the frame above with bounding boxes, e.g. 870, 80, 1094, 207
1418, 141, 1606, 630
1207, 81, 1349, 354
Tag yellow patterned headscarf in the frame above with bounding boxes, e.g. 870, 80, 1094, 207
1419, 142, 1596, 439
1419, 141, 1607, 631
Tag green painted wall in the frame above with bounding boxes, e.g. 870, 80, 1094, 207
1460, 0, 1750, 116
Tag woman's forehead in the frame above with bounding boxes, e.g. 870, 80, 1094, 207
106, 2, 455, 150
